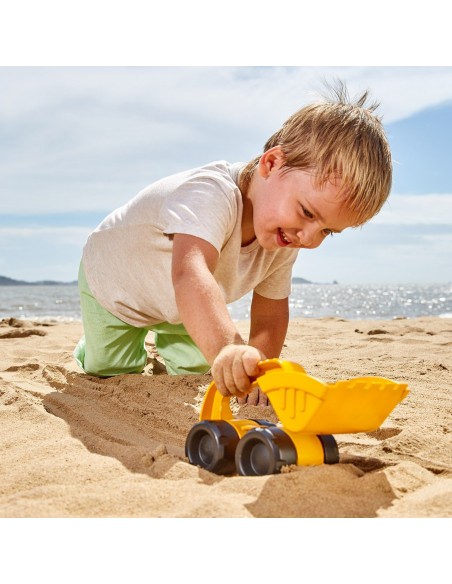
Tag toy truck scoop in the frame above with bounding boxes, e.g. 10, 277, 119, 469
185, 358, 409, 476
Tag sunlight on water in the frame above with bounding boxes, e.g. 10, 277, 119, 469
228, 283, 452, 321
1, 283, 452, 322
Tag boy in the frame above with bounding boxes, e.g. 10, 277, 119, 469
74, 81, 392, 406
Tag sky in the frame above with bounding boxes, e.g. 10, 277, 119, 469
1, 8, 451, 286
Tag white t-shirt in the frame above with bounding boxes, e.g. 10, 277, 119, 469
82, 161, 299, 327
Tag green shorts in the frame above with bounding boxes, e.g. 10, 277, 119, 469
73, 262, 210, 377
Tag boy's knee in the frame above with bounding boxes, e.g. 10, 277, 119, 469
73, 336, 147, 377
83, 357, 146, 377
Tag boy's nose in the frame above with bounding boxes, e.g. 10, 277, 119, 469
296, 227, 318, 248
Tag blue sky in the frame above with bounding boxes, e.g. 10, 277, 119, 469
1, 65, 451, 285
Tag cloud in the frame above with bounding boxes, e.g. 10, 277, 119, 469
2, 67, 452, 216
293, 217, 452, 285
2, 67, 452, 124
372, 194, 452, 225
0, 226, 88, 281
0, 226, 91, 246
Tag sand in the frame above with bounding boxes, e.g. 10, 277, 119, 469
0, 315, 451, 518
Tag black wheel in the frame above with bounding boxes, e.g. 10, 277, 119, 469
185, 420, 239, 475
235, 427, 297, 476
318, 434, 339, 464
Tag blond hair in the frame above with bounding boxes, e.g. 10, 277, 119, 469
240, 80, 392, 226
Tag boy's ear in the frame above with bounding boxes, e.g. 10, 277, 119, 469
258, 146, 285, 178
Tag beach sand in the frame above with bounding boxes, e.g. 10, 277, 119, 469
0, 315, 451, 518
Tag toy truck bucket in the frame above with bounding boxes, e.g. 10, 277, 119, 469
200, 359, 409, 435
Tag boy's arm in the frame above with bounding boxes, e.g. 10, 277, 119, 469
238, 291, 289, 406
172, 233, 265, 397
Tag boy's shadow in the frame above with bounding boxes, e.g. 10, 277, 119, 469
43, 369, 212, 478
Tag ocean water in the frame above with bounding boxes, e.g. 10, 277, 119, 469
1, 282, 451, 322
0, 286, 81, 322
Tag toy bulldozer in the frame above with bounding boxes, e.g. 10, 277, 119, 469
185, 359, 409, 476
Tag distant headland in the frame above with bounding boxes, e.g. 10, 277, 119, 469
0, 275, 77, 286
0, 275, 337, 286
292, 277, 339, 285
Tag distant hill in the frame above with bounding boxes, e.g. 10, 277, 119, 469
0, 274, 335, 286
292, 277, 339, 285
0, 275, 77, 286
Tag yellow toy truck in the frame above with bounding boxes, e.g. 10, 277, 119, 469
185, 359, 409, 476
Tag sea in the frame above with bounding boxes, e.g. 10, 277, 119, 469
1, 282, 452, 322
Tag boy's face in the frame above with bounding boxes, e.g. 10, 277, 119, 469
244, 148, 358, 250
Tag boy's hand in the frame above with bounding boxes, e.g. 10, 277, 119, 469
211, 344, 266, 399
237, 386, 269, 407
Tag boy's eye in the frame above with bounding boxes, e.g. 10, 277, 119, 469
301, 205, 314, 219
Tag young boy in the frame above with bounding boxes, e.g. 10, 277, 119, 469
74, 82, 392, 406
